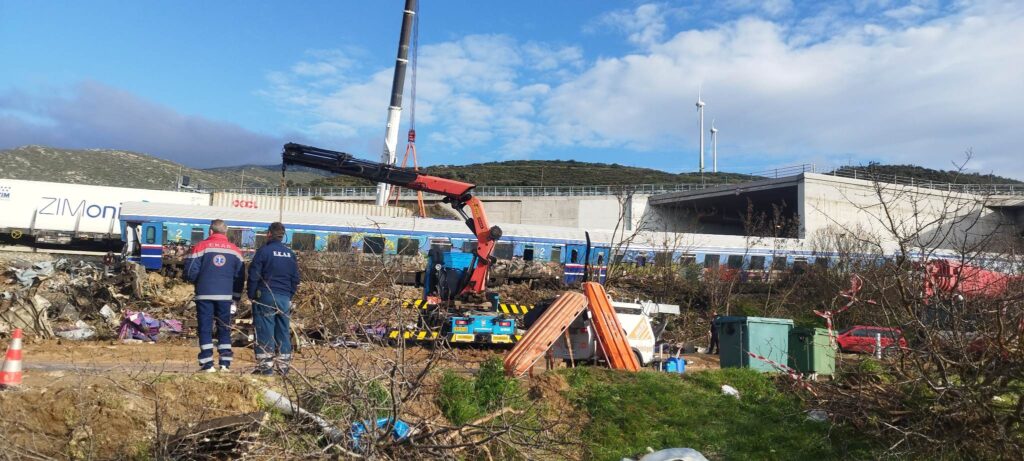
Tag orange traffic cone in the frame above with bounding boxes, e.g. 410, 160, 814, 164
0, 328, 24, 389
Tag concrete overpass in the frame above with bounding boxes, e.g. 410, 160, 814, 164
646, 172, 1024, 249
218, 170, 1024, 246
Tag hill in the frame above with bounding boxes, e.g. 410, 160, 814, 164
829, 162, 1023, 185
0, 146, 326, 190
306, 159, 755, 188
2, 145, 1020, 190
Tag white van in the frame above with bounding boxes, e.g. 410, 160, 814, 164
549, 300, 679, 366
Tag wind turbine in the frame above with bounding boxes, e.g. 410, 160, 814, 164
710, 119, 718, 173
696, 86, 706, 173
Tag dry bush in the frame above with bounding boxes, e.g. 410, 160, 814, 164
247, 250, 581, 459
799, 168, 1024, 459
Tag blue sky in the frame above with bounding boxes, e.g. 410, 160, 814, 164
1, 1, 1022, 178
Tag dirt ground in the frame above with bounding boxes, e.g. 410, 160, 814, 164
0, 250, 723, 459
1, 336, 721, 459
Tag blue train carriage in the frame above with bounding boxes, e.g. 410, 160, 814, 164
120, 202, 445, 270
120, 201, 827, 283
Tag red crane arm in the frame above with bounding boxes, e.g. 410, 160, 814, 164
281, 143, 501, 294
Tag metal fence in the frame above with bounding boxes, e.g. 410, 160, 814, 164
826, 168, 1024, 196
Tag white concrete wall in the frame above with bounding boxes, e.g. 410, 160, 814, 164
478, 195, 653, 231
801, 173, 1015, 251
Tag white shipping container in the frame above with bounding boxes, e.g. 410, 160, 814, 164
0, 179, 210, 239
210, 192, 412, 218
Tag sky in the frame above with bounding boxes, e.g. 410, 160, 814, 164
1, 0, 1022, 178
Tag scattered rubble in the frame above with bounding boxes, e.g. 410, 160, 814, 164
0, 254, 193, 341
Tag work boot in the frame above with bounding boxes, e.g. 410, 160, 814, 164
219, 366, 231, 373
201, 366, 217, 374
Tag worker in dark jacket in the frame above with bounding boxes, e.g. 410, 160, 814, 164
708, 310, 721, 354
185, 219, 245, 372
247, 222, 300, 375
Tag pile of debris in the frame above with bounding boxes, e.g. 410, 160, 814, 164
0, 255, 193, 342
489, 259, 562, 286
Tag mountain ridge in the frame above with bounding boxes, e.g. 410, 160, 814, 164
1, 145, 1020, 190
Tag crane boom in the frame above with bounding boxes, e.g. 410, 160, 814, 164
377, 0, 419, 206
281, 142, 502, 295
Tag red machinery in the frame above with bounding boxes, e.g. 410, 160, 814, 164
281, 143, 502, 295
923, 259, 1015, 300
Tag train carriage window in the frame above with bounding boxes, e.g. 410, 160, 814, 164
613, 253, 625, 265
596, 253, 604, 265
749, 256, 766, 270
162, 226, 168, 244
815, 257, 830, 268
727, 255, 744, 269
793, 257, 809, 274
772, 256, 788, 270
462, 241, 477, 254
570, 249, 579, 264
703, 254, 720, 269
523, 246, 534, 262
550, 246, 562, 263
397, 237, 420, 256
144, 226, 156, 244
227, 228, 244, 247
190, 228, 205, 244
363, 236, 386, 255
327, 234, 352, 253
679, 254, 697, 266
254, 234, 267, 249
430, 239, 452, 253
493, 242, 514, 260
655, 252, 673, 267
291, 232, 316, 251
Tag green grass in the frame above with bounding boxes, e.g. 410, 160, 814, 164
563, 367, 877, 461
437, 357, 525, 425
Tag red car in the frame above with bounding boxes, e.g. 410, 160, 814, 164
836, 326, 907, 354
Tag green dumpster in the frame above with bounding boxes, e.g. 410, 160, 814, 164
715, 316, 794, 372
788, 327, 836, 376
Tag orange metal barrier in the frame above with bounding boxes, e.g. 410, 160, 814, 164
583, 282, 641, 371
504, 291, 588, 377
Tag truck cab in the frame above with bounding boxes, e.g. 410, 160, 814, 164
550, 300, 679, 366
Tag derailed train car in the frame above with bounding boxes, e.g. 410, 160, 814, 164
117, 201, 842, 285
119, 201, 612, 282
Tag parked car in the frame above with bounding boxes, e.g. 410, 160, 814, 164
836, 326, 907, 354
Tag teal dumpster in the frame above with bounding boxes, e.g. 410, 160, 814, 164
788, 327, 836, 376
715, 316, 794, 372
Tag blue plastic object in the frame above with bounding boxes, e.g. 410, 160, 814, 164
663, 357, 686, 374
350, 418, 410, 450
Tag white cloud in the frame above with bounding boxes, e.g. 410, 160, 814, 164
543, 0, 1024, 175
264, 34, 579, 160
265, 1, 1024, 177
0, 82, 282, 167
591, 3, 685, 48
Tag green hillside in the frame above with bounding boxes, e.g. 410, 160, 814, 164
0, 145, 325, 190
306, 160, 755, 188
829, 162, 1023, 185
2, 146, 1020, 191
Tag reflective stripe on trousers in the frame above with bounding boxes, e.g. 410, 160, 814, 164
196, 300, 234, 368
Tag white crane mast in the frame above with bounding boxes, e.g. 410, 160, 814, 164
376, 0, 418, 206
